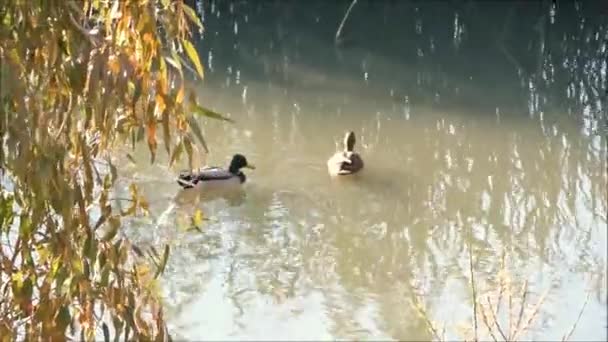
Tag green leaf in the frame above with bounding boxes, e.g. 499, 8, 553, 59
18, 214, 32, 238
108, 158, 118, 184
182, 4, 203, 29
191, 102, 235, 123
84, 231, 98, 264
54, 267, 68, 296
162, 110, 171, 156
126, 153, 137, 164
0, 193, 15, 232
103, 323, 111, 342
181, 39, 204, 79
56, 305, 71, 332
186, 115, 208, 153
100, 264, 110, 287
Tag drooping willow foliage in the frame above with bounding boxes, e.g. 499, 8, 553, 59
0, 0, 222, 340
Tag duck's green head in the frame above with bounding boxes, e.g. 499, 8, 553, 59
229, 154, 255, 174
343, 131, 357, 152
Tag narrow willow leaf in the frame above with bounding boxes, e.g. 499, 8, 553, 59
182, 4, 203, 29
18, 214, 32, 239
139, 196, 150, 216
100, 264, 110, 287
137, 125, 145, 142
132, 244, 144, 257
147, 120, 157, 164
154, 245, 170, 279
169, 139, 183, 167
162, 110, 171, 156
165, 55, 182, 76
109, 0, 121, 19
191, 102, 235, 123
94, 209, 109, 230
57, 305, 72, 332
181, 39, 204, 79
83, 232, 95, 265
175, 85, 185, 105
186, 115, 208, 153
102, 323, 111, 342
103, 216, 121, 241
159, 57, 168, 95
0, 194, 15, 231
183, 136, 194, 170
108, 158, 118, 184
126, 153, 137, 164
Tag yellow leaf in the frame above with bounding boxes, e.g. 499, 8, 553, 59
193, 209, 204, 227
155, 94, 166, 115
176, 85, 185, 104
139, 196, 149, 216
158, 57, 168, 94
181, 38, 204, 79
182, 4, 203, 29
110, 0, 121, 19
191, 102, 234, 123
11, 271, 24, 289
108, 55, 120, 75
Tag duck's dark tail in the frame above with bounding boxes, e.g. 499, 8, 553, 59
177, 171, 196, 189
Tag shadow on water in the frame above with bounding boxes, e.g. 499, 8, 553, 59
116, 0, 607, 340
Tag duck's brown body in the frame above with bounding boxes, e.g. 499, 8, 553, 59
327, 131, 364, 176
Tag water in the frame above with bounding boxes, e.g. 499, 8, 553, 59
118, 1, 607, 340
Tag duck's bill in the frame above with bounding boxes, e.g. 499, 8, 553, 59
245, 163, 256, 169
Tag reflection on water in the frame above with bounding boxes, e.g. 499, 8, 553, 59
119, 1, 606, 340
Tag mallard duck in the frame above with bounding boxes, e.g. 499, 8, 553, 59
327, 131, 364, 176
177, 154, 255, 189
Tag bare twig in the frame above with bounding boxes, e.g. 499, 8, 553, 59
479, 298, 499, 342
561, 291, 591, 341
486, 295, 508, 341
335, 0, 358, 44
67, 11, 99, 47
511, 287, 550, 341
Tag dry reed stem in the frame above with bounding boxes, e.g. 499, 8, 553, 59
410, 294, 443, 342
512, 280, 529, 340
468, 244, 479, 342
511, 286, 550, 341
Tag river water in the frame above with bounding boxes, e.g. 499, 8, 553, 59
119, 1, 607, 340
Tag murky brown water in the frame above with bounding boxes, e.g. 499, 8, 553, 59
117, 1, 607, 340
